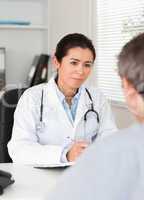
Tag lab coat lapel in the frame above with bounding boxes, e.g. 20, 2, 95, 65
44, 78, 73, 128
74, 87, 91, 128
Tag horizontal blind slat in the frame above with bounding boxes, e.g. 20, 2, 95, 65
95, 0, 144, 102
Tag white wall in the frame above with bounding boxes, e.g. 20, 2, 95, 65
47, 0, 92, 54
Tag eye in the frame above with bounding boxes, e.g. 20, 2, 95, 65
84, 63, 93, 68
70, 61, 78, 65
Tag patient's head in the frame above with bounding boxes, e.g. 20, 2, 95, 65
118, 33, 144, 121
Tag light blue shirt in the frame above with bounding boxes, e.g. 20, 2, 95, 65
55, 82, 82, 162
55, 84, 82, 124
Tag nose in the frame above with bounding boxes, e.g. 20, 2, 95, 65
76, 64, 84, 74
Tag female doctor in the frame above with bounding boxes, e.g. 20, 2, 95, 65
8, 33, 117, 165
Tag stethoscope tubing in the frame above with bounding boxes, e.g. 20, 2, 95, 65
39, 88, 100, 124
40, 89, 44, 122
84, 88, 100, 123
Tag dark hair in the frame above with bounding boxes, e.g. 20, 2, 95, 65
55, 33, 96, 62
118, 33, 144, 96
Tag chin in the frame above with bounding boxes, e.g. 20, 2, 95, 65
71, 79, 84, 87
71, 82, 82, 89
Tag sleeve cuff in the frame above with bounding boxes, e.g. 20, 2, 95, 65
60, 142, 73, 163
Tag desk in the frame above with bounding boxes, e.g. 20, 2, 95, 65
0, 163, 65, 200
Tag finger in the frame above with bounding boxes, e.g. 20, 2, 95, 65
76, 141, 89, 146
76, 146, 87, 155
75, 148, 86, 157
78, 143, 89, 148
76, 140, 89, 144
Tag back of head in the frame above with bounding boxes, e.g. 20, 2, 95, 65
118, 33, 144, 98
55, 33, 96, 62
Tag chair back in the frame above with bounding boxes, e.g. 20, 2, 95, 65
0, 88, 27, 162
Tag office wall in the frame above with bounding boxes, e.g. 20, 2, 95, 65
47, 0, 92, 54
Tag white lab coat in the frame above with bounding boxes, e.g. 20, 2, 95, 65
8, 77, 117, 165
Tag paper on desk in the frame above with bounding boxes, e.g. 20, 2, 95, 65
33, 162, 75, 168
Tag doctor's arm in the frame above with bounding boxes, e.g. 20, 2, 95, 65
8, 90, 64, 165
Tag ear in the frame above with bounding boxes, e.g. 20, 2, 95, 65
122, 78, 144, 119
122, 77, 137, 97
52, 55, 60, 70
122, 77, 140, 110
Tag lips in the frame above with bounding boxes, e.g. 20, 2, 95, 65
72, 77, 84, 81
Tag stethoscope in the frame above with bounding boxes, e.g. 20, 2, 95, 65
84, 88, 99, 124
39, 88, 99, 123
37, 88, 100, 141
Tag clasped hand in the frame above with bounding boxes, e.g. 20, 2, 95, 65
66, 141, 89, 162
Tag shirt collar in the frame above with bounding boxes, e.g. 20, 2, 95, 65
54, 79, 82, 104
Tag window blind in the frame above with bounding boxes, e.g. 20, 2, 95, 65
95, 0, 144, 102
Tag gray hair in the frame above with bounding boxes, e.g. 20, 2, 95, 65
118, 33, 144, 97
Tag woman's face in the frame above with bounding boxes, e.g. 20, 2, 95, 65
55, 47, 94, 90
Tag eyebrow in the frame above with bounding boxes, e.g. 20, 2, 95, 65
70, 58, 93, 63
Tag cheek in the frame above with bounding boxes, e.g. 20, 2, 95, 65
84, 68, 92, 77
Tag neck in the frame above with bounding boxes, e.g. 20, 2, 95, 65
57, 79, 78, 105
